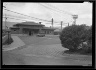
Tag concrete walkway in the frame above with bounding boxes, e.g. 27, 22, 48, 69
3, 36, 25, 51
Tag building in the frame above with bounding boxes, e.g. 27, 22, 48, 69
10, 21, 55, 35
54, 28, 61, 35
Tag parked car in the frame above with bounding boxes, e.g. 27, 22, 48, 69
36, 33, 45, 37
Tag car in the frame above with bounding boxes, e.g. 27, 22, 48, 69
36, 33, 45, 37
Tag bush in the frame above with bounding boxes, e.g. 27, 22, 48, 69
3, 37, 13, 45
59, 24, 92, 53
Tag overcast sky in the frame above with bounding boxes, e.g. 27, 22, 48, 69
3, 2, 92, 28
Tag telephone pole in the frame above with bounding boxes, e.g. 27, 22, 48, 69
3, 6, 7, 29
5, 14, 7, 29
68, 23, 69, 26
52, 18, 53, 28
61, 21, 63, 30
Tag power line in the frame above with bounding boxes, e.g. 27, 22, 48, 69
46, 3, 73, 16
3, 14, 26, 20
38, 3, 64, 16
38, 3, 72, 16
3, 5, 70, 26
3, 14, 61, 25
38, 3, 65, 16
3, 16, 28, 22
3, 5, 64, 24
3, 14, 38, 22
38, 3, 72, 23
3, 6, 52, 22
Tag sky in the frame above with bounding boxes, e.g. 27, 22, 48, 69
3, 2, 92, 28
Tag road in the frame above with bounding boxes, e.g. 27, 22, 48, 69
3, 35, 92, 66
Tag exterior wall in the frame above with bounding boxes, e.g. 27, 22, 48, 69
19, 27, 23, 34
42, 29, 54, 34
10, 29, 20, 34
23, 28, 39, 35
10, 24, 54, 35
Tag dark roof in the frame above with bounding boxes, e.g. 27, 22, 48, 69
14, 22, 45, 26
10, 27, 18, 29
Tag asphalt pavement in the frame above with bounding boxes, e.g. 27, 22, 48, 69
3, 34, 92, 66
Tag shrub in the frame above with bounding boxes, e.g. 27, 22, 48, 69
81, 26, 92, 53
3, 37, 13, 45
59, 24, 92, 53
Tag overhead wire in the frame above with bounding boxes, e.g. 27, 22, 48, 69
3, 14, 26, 19
3, 16, 28, 22
3, 6, 52, 22
38, 3, 73, 24
46, 3, 73, 16
3, 4, 73, 27
38, 3, 72, 16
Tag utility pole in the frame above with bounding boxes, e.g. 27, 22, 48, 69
61, 21, 63, 30
5, 14, 7, 30
68, 23, 69, 26
5, 14, 10, 45
52, 18, 53, 28
3, 6, 8, 29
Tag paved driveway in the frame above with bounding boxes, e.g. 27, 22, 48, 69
3, 35, 92, 66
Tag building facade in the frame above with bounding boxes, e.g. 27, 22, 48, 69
10, 22, 55, 35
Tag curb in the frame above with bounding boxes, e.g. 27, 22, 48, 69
3, 36, 25, 51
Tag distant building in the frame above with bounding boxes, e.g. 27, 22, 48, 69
10, 21, 55, 35
53, 28, 61, 35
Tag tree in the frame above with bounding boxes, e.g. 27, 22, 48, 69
59, 24, 91, 52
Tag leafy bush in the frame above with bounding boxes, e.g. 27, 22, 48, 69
59, 24, 92, 53
3, 37, 13, 45
81, 26, 92, 53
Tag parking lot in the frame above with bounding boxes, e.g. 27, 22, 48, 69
3, 34, 92, 65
